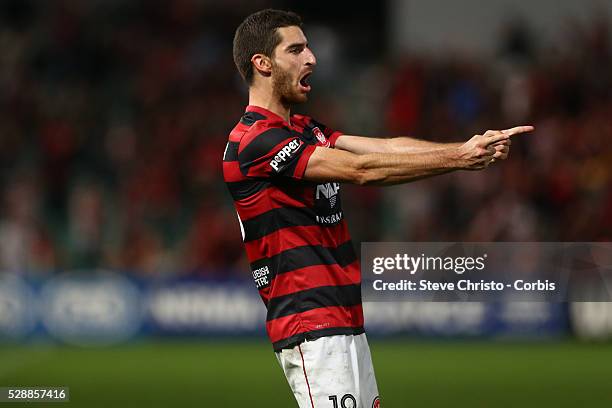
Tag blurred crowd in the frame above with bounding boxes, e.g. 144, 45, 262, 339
0, 1, 610, 276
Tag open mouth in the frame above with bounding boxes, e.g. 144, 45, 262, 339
299, 73, 312, 91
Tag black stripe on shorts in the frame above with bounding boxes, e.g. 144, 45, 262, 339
272, 326, 365, 352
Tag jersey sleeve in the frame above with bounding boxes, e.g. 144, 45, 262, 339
308, 118, 344, 148
237, 126, 316, 180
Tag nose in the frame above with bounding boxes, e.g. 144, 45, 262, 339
304, 47, 317, 67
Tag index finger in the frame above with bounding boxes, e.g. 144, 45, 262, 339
501, 125, 535, 137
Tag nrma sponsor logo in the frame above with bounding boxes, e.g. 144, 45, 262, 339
315, 182, 343, 225
316, 182, 340, 207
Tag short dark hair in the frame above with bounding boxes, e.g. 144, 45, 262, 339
233, 9, 302, 85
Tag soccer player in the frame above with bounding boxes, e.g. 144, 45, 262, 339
223, 9, 533, 408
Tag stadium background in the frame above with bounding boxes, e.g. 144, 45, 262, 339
0, 0, 611, 407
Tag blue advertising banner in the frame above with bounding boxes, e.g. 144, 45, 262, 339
0, 272, 598, 344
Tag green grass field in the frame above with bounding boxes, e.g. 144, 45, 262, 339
1, 339, 611, 407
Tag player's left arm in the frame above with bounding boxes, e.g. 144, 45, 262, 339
335, 132, 513, 162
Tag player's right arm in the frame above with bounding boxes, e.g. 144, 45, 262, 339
303, 130, 513, 185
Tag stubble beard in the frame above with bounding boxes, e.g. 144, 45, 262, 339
272, 63, 307, 107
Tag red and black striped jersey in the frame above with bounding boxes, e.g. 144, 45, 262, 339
223, 105, 364, 351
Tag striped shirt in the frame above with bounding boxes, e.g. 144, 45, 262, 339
223, 105, 364, 351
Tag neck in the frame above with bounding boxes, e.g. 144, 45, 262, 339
248, 84, 290, 123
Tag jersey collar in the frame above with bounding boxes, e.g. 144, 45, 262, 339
245, 105, 289, 124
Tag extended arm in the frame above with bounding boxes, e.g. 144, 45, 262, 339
304, 145, 459, 185
304, 127, 533, 186
335, 134, 460, 155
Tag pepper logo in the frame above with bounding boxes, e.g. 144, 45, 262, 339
372, 396, 380, 408
269, 138, 303, 172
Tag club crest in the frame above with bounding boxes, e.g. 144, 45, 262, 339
312, 126, 330, 147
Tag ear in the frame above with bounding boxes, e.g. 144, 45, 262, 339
251, 54, 272, 77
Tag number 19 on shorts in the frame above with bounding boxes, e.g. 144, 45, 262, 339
329, 394, 357, 408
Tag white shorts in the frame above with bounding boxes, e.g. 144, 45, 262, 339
275, 334, 380, 408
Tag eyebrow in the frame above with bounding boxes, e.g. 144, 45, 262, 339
285, 42, 307, 50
